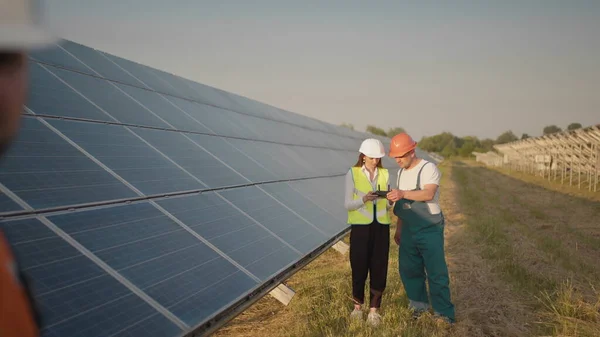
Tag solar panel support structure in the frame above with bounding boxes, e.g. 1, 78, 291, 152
332, 239, 350, 255
269, 283, 296, 306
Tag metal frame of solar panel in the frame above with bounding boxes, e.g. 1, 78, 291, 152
0, 39, 436, 337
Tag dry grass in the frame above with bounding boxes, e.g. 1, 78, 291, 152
214, 160, 600, 337
491, 164, 600, 203
452, 160, 600, 336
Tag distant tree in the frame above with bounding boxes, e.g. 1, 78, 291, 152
458, 140, 477, 157
521, 133, 530, 139
496, 130, 518, 144
479, 138, 495, 152
340, 122, 354, 130
543, 125, 562, 135
567, 123, 582, 131
441, 140, 458, 158
419, 132, 456, 153
386, 127, 406, 137
366, 125, 387, 136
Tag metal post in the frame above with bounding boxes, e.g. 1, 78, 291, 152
570, 144, 574, 186
594, 145, 600, 192
577, 145, 583, 189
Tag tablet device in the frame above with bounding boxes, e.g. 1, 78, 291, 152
374, 190, 389, 197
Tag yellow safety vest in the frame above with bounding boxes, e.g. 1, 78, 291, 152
347, 167, 392, 225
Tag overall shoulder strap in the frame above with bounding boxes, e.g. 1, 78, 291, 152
416, 161, 430, 190
396, 168, 403, 189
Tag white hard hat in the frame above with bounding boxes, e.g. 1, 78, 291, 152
0, 0, 57, 50
359, 138, 386, 158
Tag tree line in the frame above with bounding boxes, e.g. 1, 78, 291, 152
341, 122, 585, 158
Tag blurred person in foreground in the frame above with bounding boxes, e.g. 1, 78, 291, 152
1, 0, 56, 336
344, 138, 393, 327
386, 133, 455, 324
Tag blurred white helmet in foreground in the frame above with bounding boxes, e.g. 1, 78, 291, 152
0, 0, 56, 50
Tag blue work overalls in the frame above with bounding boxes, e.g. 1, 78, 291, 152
393, 163, 455, 322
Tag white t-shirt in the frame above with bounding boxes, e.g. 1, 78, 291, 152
396, 159, 442, 214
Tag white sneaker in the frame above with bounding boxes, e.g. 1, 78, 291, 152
350, 308, 363, 320
367, 311, 382, 327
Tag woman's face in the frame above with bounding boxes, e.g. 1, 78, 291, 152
364, 155, 379, 169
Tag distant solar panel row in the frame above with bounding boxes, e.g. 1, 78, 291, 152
0, 40, 398, 337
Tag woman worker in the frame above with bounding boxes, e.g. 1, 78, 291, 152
344, 138, 392, 327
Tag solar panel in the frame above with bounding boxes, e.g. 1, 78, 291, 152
0, 39, 437, 337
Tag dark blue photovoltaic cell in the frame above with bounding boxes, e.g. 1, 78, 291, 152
156, 193, 300, 280
131, 128, 248, 188
0, 191, 22, 213
288, 147, 351, 176
256, 118, 318, 147
174, 77, 242, 111
281, 125, 317, 147
48, 203, 259, 327
330, 149, 359, 171
288, 176, 349, 221
185, 134, 276, 183
278, 144, 326, 176
149, 69, 204, 102
382, 155, 397, 170
220, 186, 327, 253
336, 150, 360, 168
260, 183, 346, 236
29, 41, 94, 75
47, 119, 204, 195
0, 117, 137, 209
224, 92, 283, 120
168, 97, 265, 141
226, 139, 310, 180
60, 40, 147, 87
26, 62, 112, 121
0, 218, 182, 337
49, 67, 173, 129
180, 102, 264, 140
100, 52, 180, 96
115, 83, 213, 134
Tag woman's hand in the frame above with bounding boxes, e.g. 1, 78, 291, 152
362, 191, 378, 203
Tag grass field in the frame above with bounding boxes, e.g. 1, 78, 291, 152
214, 160, 600, 337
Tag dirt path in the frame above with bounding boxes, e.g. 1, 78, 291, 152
439, 162, 537, 337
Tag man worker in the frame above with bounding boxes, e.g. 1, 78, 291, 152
385, 132, 456, 323
1, 1, 56, 336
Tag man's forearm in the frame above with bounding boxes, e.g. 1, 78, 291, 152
402, 189, 435, 202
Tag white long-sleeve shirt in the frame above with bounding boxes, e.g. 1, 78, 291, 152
344, 165, 392, 211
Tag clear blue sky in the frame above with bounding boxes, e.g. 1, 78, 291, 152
41, 0, 599, 141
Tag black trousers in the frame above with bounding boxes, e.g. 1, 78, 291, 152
349, 220, 390, 308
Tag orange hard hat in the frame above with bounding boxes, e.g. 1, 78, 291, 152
389, 133, 417, 157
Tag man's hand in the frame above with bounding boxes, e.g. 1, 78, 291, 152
362, 191, 378, 203
386, 189, 404, 202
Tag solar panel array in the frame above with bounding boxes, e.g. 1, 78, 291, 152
490, 125, 600, 192
0, 39, 434, 337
